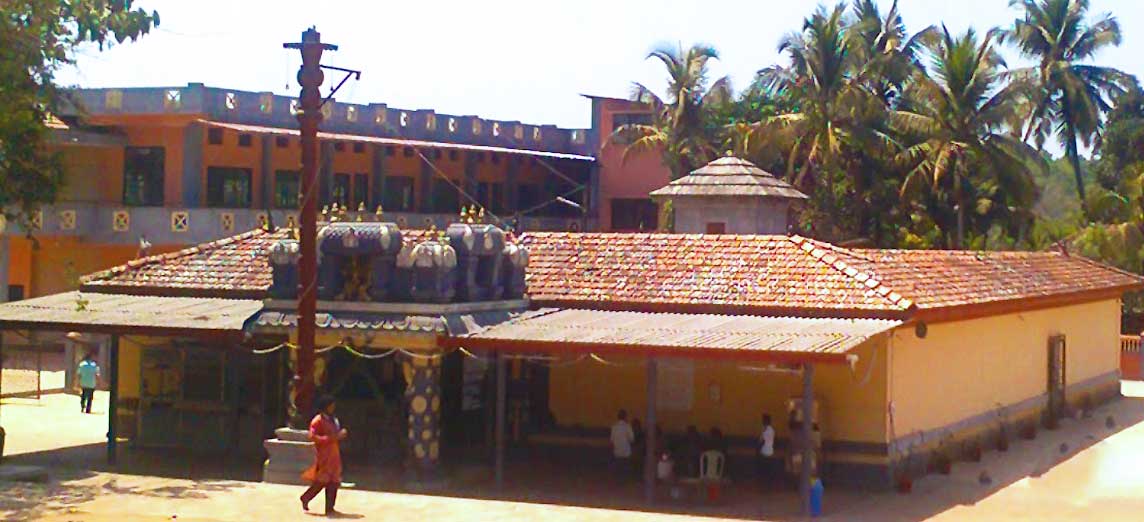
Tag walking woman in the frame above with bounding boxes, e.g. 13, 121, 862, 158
300, 395, 346, 516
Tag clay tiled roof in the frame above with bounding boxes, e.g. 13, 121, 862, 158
81, 228, 285, 299
833, 248, 1144, 318
649, 156, 807, 200
522, 233, 1144, 319
80, 228, 1144, 321
80, 227, 434, 299
522, 233, 912, 318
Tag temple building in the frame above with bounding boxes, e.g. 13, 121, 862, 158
0, 205, 1137, 493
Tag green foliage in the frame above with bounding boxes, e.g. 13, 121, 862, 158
610, 43, 731, 180
616, 0, 1144, 307
0, 0, 158, 228
1001, 0, 1133, 213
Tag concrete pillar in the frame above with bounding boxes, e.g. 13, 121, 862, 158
260, 134, 273, 209
505, 157, 519, 216
371, 144, 385, 211
801, 364, 815, 515
464, 152, 479, 207
404, 352, 443, 483
494, 352, 507, 489
419, 156, 434, 213
319, 141, 333, 207
108, 334, 120, 465
182, 123, 204, 207
644, 357, 658, 504
0, 236, 8, 305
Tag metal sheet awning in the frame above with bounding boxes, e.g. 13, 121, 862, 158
202, 121, 596, 162
0, 291, 262, 339
448, 308, 901, 364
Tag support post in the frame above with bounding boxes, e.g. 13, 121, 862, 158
494, 351, 507, 490
284, 28, 336, 426
800, 363, 815, 515
644, 357, 658, 504
107, 334, 120, 466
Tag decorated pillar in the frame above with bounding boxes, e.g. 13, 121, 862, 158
403, 351, 443, 480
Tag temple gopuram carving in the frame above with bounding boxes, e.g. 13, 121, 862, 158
258, 205, 528, 486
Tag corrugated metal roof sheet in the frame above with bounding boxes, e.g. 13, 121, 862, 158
456, 308, 899, 362
650, 156, 808, 200
0, 291, 261, 336
203, 121, 596, 162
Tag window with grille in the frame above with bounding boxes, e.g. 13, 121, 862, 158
206, 167, 252, 208
432, 178, 460, 213
274, 170, 300, 209
353, 173, 369, 208
331, 173, 351, 207
123, 147, 165, 206
478, 182, 504, 214
384, 176, 414, 212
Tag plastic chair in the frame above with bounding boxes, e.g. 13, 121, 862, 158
698, 450, 725, 481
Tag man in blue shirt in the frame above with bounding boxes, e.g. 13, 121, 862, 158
75, 353, 101, 414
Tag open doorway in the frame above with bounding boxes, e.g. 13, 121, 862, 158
1046, 334, 1067, 428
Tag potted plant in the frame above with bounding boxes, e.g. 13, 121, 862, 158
965, 440, 983, 462
995, 404, 1010, 452
895, 440, 915, 494
1020, 420, 1037, 440
933, 433, 953, 475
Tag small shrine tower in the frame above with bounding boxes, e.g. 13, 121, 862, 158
650, 155, 807, 234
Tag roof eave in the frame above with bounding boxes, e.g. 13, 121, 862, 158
442, 336, 853, 365
910, 285, 1142, 325
525, 298, 914, 321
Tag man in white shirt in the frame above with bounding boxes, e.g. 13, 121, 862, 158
758, 413, 776, 481
611, 409, 635, 473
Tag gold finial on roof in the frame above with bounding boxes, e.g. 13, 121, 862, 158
357, 202, 366, 213
477, 207, 485, 223
321, 205, 330, 220
375, 205, 384, 221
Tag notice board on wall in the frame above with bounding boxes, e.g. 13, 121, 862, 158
656, 359, 694, 412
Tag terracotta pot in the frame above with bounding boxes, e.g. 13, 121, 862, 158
1021, 424, 1037, 440
937, 458, 952, 475
897, 476, 913, 494
969, 446, 983, 462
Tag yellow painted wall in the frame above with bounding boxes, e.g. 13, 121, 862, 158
888, 299, 1121, 437
118, 336, 146, 400
548, 337, 889, 444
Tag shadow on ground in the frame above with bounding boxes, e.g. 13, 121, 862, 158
3, 392, 1142, 522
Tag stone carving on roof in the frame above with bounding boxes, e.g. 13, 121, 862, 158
267, 207, 527, 305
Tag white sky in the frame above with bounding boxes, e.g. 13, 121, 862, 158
58, 0, 1144, 131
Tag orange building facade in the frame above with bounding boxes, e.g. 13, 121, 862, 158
0, 86, 668, 303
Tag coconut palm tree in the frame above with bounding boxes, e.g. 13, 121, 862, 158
610, 43, 731, 180
893, 26, 1044, 248
754, 4, 860, 190
1002, 0, 1132, 213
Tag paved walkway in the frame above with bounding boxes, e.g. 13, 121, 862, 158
2, 384, 1144, 521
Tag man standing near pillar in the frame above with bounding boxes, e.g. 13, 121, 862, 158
75, 352, 101, 414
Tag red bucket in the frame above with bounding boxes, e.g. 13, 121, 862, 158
706, 483, 720, 502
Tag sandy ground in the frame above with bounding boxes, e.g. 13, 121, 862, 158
2, 384, 1144, 522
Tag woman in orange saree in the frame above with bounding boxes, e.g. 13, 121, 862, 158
300, 395, 346, 516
